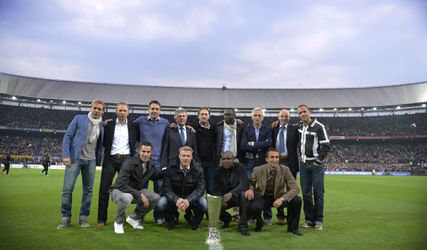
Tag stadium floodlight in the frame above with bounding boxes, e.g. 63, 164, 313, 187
319, 108, 323, 112
333, 108, 337, 111
373, 107, 377, 110
396, 106, 401, 110
12, 96, 17, 100
361, 107, 365, 111
234, 108, 238, 112
50, 100, 53, 103
62, 100, 66, 104
348, 108, 352, 111
422, 104, 426, 108
290, 108, 295, 112
78, 101, 82, 105
37, 99, 41, 102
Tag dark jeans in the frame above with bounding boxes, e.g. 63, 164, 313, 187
269, 158, 298, 219
2, 165, 10, 174
249, 195, 302, 231
97, 156, 128, 224
300, 161, 325, 224
159, 197, 207, 228
41, 165, 49, 175
220, 192, 250, 229
202, 161, 216, 195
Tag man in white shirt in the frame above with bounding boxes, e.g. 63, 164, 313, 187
97, 102, 138, 227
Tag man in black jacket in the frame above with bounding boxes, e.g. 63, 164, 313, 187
97, 102, 138, 227
158, 146, 206, 230
212, 151, 250, 236
41, 152, 50, 176
109, 141, 161, 234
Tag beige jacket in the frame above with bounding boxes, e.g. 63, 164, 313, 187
251, 164, 300, 202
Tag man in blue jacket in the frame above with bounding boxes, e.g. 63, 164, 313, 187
57, 100, 105, 229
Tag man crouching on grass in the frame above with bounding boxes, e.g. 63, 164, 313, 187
109, 141, 162, 234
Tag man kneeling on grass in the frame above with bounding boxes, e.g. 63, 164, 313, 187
109, 141, 162, 234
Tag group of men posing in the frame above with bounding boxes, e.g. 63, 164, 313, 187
58, 99, 330, 237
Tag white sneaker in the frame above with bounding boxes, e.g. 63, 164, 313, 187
126, 216, 144, 230
114, 222, 124, 234
264, 219, 273, 226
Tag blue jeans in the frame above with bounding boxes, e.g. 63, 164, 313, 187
158, 196, 207, 226
300, 161, 325, 224
201, 161, 216, 195
152, 159, 163, 221
61, 159, 96, 218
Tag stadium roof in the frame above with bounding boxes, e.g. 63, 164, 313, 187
1, 72, 426, 109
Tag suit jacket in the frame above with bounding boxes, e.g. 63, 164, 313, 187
62, 115, 104, 165
212, 163, 248, 197
103, 119, 139, 160
272, 123, 299, 174
215, 121, 245, 162
161, 126, 199, 168
241, 124, 272, 164
251, 164, 299, 202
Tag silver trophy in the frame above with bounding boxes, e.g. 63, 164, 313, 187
205, 194, 223, 246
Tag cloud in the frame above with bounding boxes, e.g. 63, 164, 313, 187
0, 36, 83, 80
227, 1, 427, 88
57, 0, 220, 43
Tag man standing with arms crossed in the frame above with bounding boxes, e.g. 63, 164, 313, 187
297, 104, 331, 231
97, 102, 138, 227
58, 100, 105, 229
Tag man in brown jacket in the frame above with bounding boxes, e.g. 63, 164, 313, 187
244, 148, 303, 236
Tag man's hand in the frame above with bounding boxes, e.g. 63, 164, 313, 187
186, 125, 196, 133
176, 198, 184, 208
140, 193, 149, 208
63, 158, 71, 166
223, 192, 232, 206
247, 141, 254, 146
273, 198, 284, 208
177, 199, 189, 211
244, 189, 254, 200
271, 120, 279, 128
313, 159, 323, 166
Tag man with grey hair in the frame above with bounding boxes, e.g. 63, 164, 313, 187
241, 107, 272, 177
161, 107, 199, 168
58, 100, 105, 229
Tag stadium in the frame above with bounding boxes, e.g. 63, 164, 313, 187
0, 72, 426, 250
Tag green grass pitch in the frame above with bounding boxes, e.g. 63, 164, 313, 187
0, 169, 426, 250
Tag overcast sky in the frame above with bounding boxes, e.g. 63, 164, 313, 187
1, 0, 426, 89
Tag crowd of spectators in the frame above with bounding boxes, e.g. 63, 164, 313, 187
2, 104, 426, 136
326, 141, 427, 172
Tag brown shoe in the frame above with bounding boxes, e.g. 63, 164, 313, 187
277, 218, 287, 225
96, 222, 106, 228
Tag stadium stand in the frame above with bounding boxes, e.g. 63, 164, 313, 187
1, 73, 426, 174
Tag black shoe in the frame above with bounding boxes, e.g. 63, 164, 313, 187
167, 222, 175, 231
191, 224, 199, 231
238, 227, 250, 236
222, 220, 231, 229
184, 214, 194, 225
255, 218, 264, 232
288, 229, 303, 236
